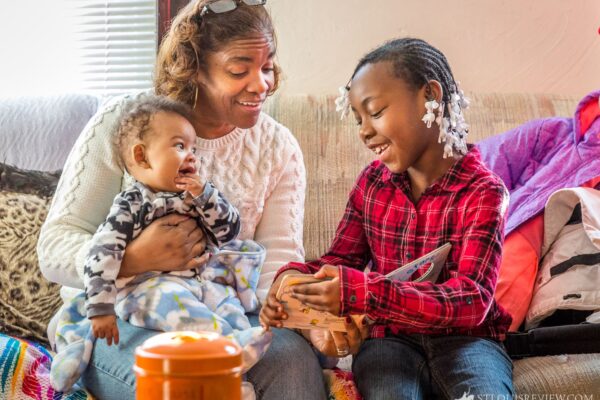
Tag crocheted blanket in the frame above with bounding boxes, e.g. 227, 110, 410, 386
0, 333, 361, 399
325, 369, 362, 400
0, 334, 92, 400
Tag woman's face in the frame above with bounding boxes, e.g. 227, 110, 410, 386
195, 34, 275, 134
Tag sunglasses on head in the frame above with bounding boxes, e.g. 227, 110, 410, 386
200, 0, 267, 17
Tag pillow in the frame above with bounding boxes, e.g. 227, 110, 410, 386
0, 163, 62, 345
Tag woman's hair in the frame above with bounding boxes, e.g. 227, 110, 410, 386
155, 1, 280, 105
350, 37, 457, 114
115, 95, 193, 169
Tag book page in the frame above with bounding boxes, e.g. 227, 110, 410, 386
385, 243, 452, 283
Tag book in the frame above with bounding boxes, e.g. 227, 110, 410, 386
276, 243, 452, 332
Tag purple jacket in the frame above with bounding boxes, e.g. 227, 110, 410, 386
477, 89, 600, 236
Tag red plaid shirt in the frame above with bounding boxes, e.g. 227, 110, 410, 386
277, 147, 512, 340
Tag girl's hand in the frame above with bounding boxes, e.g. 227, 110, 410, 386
309, 315, 369, 357
259, 270, 302, 330
119, 214, 207, 277
91, 315, 119, 346
291, 264, 341, 316
174, 174, 205, 198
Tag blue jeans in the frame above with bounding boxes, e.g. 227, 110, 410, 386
352, 334, 514, 400
81, 315, 327, 400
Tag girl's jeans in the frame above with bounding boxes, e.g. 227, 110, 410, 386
353, 334, 514, 400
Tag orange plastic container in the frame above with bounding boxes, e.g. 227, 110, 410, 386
134, 331, 242, 400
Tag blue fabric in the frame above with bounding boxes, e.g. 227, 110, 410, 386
82, 316, 327, 400
52, 239, 268, 393
477, 89, 600, 235
352, 334, 514, 399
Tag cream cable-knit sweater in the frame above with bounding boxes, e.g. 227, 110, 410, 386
37, 92, 306, 305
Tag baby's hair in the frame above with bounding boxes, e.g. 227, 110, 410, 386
115, 95, 193, 170
350, 37, 457, 117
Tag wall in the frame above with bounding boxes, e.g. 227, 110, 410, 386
267, 0, 600, 97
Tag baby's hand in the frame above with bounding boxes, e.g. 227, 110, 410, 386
175, 174, 205, 198
91, 315, 119, 346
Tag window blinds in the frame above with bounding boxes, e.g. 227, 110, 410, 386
69, 0, 158, 96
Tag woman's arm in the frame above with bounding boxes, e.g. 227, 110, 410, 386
260, 167, 372, 328
37, 96, 130, 289
253, 132, 307, 303
273, 165, 372, 280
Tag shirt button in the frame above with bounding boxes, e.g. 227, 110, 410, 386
406, 252, 412, 259
349, 294, 357, 303
466, 296, 473, 305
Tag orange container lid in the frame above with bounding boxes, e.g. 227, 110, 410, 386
134, 331, 242, 377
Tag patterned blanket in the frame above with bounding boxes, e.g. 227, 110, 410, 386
0, 333, 360, 400
0, 334, 92, 400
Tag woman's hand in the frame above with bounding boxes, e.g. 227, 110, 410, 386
308, 315, 369, 357
259, 270, 302, 330
119, 214, 207, 277
291, 264, 341, 316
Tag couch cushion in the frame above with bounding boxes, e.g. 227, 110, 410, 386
0, 93, 101, 171
0, 163, 62, 345
514, 353, 600, 394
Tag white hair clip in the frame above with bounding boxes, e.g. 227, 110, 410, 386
335, 86, 351, 120
429, 83, 470, 159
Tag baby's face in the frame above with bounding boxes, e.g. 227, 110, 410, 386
139, 111, 199, 193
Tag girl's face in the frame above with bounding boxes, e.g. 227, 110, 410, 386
140, 111, 199, 193
194, 34, 275, 136
349, 62, 439, 174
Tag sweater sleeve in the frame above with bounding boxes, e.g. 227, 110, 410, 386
253, 130, 306, 303
37, 94, 137, 289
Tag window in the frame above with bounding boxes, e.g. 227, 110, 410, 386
0, 0, 157, 97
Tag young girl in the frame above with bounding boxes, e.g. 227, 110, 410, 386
260, 38, 514, 399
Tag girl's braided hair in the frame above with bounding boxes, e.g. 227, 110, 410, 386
351, 37, 457, 118
346, 37, 470, 157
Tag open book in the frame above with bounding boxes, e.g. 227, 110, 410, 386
276, 243, 452, 331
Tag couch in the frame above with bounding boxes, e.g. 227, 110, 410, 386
1, 91, 599, 398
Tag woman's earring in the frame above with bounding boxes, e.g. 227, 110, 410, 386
193, 86, 199, 109
422, 99, 439, 128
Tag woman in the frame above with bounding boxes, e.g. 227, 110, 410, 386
38, 1, 329, 398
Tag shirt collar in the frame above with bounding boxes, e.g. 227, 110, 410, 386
379, 144, 483, 193
133, 180, 185, 200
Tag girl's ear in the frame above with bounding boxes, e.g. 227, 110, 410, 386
424, 80, 444, 103
132, 143, 151, 169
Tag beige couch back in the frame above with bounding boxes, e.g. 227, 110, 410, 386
264, 93, 580, 260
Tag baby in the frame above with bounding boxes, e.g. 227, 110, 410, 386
51, 95, 270, 393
